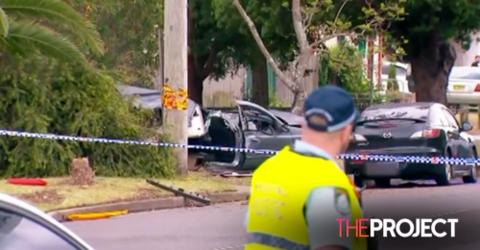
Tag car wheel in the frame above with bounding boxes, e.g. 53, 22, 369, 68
374, 178, 390, 188
462, 148, 478, 184
435, 152, 452, 186
354, 177, 364, 188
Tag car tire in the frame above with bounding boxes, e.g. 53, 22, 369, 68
374, 178, 390, 188
354, 177, 364, 188
462, 148, 478, 184
435, 151, 452, 186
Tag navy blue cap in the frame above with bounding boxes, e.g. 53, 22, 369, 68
303, 85, 358, 132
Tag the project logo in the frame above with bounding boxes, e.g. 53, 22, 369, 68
336, 218, 459, 238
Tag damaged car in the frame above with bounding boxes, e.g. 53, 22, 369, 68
117, 84, 303, 170
198, 100, 303, 170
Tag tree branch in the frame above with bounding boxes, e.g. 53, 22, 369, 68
232, 0, 296, 91
200, 48, 217, 79
292, 0, 309, 53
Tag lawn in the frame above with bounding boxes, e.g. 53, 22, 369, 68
0, 171, 252, 211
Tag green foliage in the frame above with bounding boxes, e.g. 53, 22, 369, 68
0, 0, 104, 64
387, 65, 398, 90
211, 0, 297, 68
268, 88, 289, 108
0, 56, 175, 178
64, 0, 163, 87
320, 42, 370, 93
367, 0, 480, 60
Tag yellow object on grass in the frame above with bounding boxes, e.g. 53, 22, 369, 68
67, 210, 128, 221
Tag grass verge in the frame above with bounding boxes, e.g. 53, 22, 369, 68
0, 171, 248, 211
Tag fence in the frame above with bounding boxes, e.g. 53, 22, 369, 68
202, 57, 319, 108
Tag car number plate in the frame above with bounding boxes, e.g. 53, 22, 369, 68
453, 85, 465, 90
365, 161, 400, 176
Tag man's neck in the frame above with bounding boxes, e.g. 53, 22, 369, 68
301, 138, 340, 158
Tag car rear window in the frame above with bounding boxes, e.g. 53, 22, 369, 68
360, 106, 429, 121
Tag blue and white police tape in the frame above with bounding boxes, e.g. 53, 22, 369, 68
0, 129, 478, 166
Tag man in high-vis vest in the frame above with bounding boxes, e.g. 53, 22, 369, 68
245, 85, 368, 250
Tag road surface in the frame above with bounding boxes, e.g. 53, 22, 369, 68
64, 182, 480, 250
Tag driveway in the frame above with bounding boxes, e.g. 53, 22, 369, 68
64, 182, 480, 250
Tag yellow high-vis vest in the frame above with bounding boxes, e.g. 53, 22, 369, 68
246, 146, 367, 250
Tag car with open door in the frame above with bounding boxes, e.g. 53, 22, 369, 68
0, 192, 94, 250
116, 84, 303, 171
345, 102, 477, 187
201, 100, 302, 171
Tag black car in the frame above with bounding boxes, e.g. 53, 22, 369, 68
345, 102, 477, 187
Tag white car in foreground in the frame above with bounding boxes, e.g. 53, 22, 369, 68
0, 192, 94, 250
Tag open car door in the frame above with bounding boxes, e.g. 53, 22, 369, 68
235, 100, 297, 170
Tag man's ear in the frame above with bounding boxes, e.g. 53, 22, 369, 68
342, 124, 353, 140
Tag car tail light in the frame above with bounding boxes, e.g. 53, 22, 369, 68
410, 129, 441, 139
475, 84, 480, 92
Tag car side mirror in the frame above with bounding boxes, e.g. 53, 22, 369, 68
461, 121, 473, 132
281, 124, 290, 133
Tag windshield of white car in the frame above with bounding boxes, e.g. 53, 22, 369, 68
0, 209, 79, 250
449, 68, 480, 79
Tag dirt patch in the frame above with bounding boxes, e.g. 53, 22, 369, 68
121, 188, 166, 201
63, 157, 95, 186
17, 190, 64, 205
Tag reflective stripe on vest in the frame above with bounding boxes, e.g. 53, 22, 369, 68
247, 232, 309, 250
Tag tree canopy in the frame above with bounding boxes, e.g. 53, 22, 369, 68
0, 0, 104, 64
362, 0, 480, 103
229, 0, 404, 112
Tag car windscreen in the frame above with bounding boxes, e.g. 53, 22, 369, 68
359, 106, 429, 123
449, 68, 480, 80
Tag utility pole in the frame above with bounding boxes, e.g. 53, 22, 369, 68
163, 0, 188, 176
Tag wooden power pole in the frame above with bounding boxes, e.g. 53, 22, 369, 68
163, 0, 188, 176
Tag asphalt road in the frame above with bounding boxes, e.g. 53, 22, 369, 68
64, 181, 480, 250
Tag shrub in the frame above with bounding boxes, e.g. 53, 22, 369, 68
319, 42, 370, 94
0, 57, 175, 178
387, 65, 399, 90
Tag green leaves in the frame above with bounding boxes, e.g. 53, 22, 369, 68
1, 0, 104, 55
377, 0, 480, 59
0, 57, 175, 178
3, 20, 86, 63
0, 8, 9, 37
0, 0, 105, 65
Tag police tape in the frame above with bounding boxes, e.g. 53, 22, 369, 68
0, 129, 478, 166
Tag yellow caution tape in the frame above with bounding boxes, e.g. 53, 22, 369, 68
162, 85, 188, 110
66, 210, 128, 221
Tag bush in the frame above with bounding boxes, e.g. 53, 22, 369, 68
319, 42, 370, 94
0, 57, 175, 178
319, 42, 377, 110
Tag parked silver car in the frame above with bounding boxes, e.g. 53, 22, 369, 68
447, 67, 480, 106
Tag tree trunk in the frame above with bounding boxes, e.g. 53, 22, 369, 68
188, 54, 204, 105
251, 59, 269, 108
291, 90, 307, 115
410, 41, 456, 105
